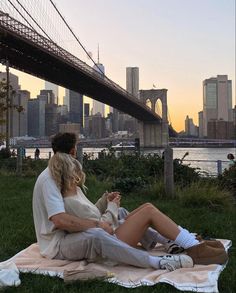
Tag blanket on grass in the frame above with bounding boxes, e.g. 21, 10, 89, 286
0, 239, 231, 292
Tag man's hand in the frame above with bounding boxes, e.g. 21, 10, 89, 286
98, 221, 114, 235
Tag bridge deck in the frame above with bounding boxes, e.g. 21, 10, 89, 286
0, 11, 161, 122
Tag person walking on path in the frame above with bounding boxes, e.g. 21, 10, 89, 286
34, 148, 40, 160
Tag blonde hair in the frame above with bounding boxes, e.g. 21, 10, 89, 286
48, 152, 86, 195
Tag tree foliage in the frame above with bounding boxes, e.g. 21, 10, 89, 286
0, 77, 23, 142
0, 78, 7, 141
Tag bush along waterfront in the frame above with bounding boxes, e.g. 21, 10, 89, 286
83, 151, 235, 204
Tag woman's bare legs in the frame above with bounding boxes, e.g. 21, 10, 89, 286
115, 203, 180, 247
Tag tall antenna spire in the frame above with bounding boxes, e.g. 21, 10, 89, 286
97, 43, 100, 63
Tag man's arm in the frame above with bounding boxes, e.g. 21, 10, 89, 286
50, 212, 114, 234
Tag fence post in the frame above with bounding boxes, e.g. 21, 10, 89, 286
49, 151, 51, 159
217, 160, 222, 175
164, 146, 174, 197
16, 146, 22, 175
77, 144, 83, 165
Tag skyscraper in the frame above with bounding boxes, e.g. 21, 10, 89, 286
12, 90, 30, 137
45, 81, 58, 104
65, 89, 83, 129
201, 75, 232, 137
28, 99, 45, 137
92, 47, 105, 117
185, 115, 198, 137
126, 67, 139, 98
115, 66, 139, 134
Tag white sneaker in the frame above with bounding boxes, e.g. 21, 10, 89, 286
159, 254, 193, 271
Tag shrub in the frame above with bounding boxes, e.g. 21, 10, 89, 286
176, 181, 235, 209
83, 151, 201, 193
143, 180, 166, 199
112, 176, 147, 193
85, 175, 112, 201
218, 163, 236, 197
0, 148, 11, 159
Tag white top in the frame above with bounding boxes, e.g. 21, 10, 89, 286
32, 167, 66, 258
64, 187, 119, 229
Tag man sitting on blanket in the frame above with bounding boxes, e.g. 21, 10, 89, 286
32, 133, 227, 272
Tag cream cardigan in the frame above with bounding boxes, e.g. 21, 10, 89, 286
64, 187, 119, 229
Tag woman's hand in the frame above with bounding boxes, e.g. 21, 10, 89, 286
110, 194, 121, 207
106, 191, 121, 202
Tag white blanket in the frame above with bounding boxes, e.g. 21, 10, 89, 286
0, 239, 231, 292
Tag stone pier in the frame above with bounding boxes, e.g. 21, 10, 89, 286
139, 89, 169, 148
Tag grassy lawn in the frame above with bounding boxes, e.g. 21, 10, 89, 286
0, 175, 235, 293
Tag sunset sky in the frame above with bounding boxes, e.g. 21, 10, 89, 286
0, 0, 235, 131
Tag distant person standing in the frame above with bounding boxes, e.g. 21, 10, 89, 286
35, 148, 40, 160
227, 153, 235, 167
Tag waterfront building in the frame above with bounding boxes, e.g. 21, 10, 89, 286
65, 89, 83, 130
57, 105, 68, 116
207, 120, 234, 139
185, 115, 198, 137
126, 67, 139, 98
84, 103, 90, 117
91, 113, 107, 138
28, 98, 45, 137
84, 113, 107, 139
114, 67, 139, 134
45, 81, 58, 104
198, 111, 203, 138
45, 103, 59, 136
38, 89, 55, 105
233, 106, 236, 126
83, 115, 91, 138
124, 67, 139, 134
11, 90, 30, 137
202, 75, 232, 137
92, 61, 105, 117
59, 122, 80, 136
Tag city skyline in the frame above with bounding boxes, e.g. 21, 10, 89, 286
0, 0, 235, 132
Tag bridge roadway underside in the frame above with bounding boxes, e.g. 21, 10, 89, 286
0, 29, 160, 123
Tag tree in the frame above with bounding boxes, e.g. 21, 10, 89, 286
0, 78, 7, 142
0, 78, 18, 144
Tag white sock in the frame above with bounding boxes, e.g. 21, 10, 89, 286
174, 227, 199, 249
148, 255, 163, 269
154, 232, 170, 245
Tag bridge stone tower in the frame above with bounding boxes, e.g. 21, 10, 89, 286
139, 89, 168, 148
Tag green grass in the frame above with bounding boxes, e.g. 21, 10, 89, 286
0, 175, 235, 293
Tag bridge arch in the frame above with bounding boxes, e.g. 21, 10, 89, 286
139, 89, 169, 147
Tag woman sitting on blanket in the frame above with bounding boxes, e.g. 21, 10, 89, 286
48, 151, 228, 267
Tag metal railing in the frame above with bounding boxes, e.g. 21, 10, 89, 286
182, 159, 231, 177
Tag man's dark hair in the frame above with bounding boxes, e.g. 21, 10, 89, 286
51, 133, 77, 154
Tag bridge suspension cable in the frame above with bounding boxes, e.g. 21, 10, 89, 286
49, 0, 107, 78
7, 0, 54, 44
1, 0, 70, 52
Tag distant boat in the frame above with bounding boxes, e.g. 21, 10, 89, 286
112, 142, 135, 150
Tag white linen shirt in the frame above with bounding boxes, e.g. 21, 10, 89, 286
32, 167, 66, 258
